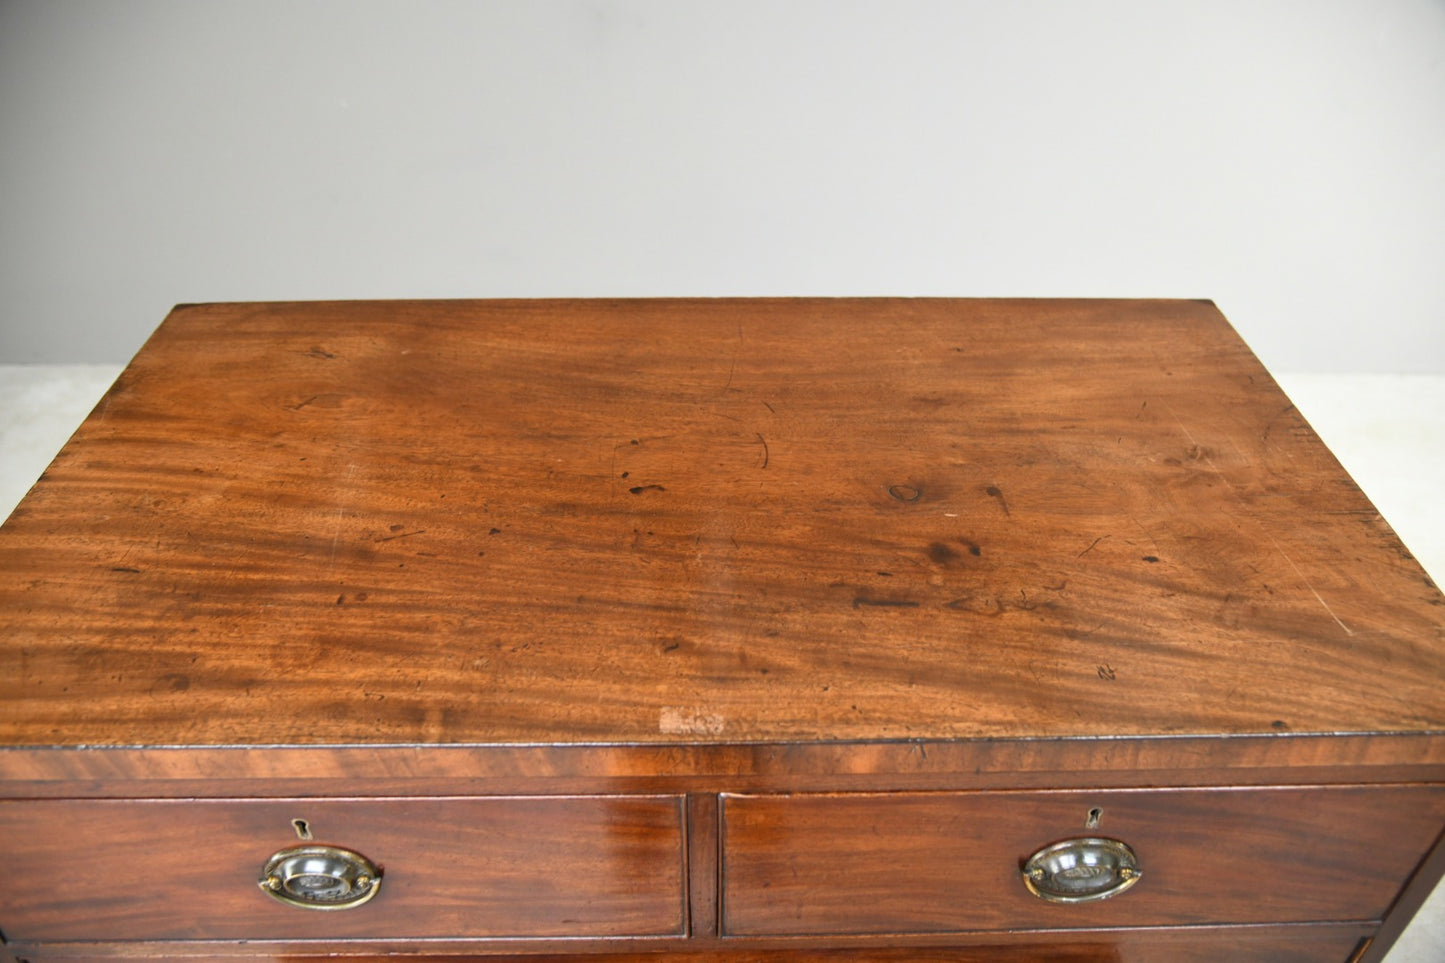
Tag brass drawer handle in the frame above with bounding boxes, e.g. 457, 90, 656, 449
1022, 837, 1141, 903
258, 844, 382, 910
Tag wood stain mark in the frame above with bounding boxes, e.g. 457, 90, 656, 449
374, 529, 425, 542
150, 673, 190, 694
1260, 404, 1294, 447
629, 485, 666, 495
888, 484, 922, 502
945, 596, 1004, 616
853, 596, 921, 609
928, 542, 963, 564
1013, 589, 1038, 611
110, 566, 142, 574
984, 485, 1011, 516
1096, 664, 1116, 681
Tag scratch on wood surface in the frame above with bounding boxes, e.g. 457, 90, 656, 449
327, 463, 358, 566
1162, 401, 1200, 448
1129, 516, 1162, 558
724, 321, 743, 389
1268, 534, 1354, 636
1162, 401, 1242, 495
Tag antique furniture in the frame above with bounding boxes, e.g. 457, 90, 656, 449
1, 298, 1441, 962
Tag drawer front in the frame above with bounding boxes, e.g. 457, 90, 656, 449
2, 925, 1378, 963
0, 795, 685, 941
720, 785, 1445, 936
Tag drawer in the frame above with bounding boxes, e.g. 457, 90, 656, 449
0, 795, 685, 941
0, 927, 1382, 963
720, 785, 1445, 936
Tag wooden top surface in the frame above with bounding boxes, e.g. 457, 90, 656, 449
1, 298, 1441, 749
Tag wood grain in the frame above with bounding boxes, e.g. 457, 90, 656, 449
719, 785, 1445, 935
1, 299, 1440, 748
0, 795, 685, 941
687, 792, 721, 938
0, 299, 1441, 959
0, 924, 1377, 962
1357, 822, 1445, 963
3, 734, 1444, 798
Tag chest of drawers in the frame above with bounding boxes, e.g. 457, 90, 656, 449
0, 299, 1440, 962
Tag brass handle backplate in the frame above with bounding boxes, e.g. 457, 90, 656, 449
1022, 836, 1141, 903
258, 844, 382, 910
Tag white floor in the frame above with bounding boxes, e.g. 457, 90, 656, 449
0, 364, 1442, 960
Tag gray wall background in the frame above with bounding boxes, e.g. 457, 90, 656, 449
1, 0, 1442, 371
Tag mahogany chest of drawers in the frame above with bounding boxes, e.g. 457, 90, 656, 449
0, 299, 1441, 962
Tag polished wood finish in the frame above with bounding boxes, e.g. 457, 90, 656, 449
687, 793, 722, 939
1, 299, 1440, 749
1, 925, 1379, 962
0, 299, 1441, 961
0, 796, 685, 941
2, 734, 1443, 798
1357, 824, 1445, 963
720, 786, 1445, 935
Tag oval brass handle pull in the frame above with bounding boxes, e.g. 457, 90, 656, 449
1022, 837, 1140, 903
258, 845, 382, 910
